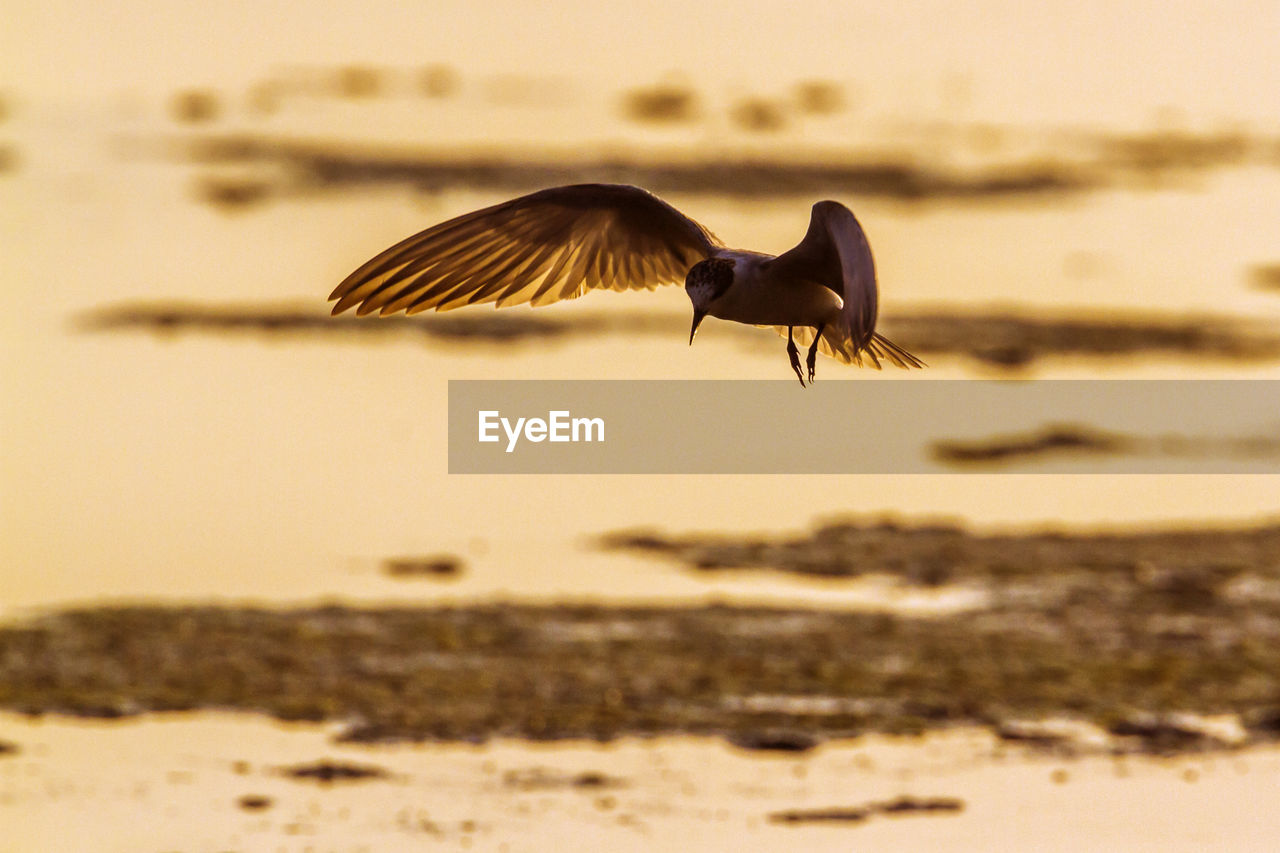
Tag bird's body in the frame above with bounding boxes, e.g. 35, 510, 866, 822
330, 184, 922, 383
691, 250, 843, 328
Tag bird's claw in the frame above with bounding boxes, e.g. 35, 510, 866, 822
787, 342, 806, 387
789, 359, 806, 387
804, 326, 822, 386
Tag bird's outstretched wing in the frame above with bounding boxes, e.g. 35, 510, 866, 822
767, 200, 923, 368
330, 184, 719, 316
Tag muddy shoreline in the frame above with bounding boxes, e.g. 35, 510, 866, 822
2, 598, 1277, 755
6, 521, 1279, 755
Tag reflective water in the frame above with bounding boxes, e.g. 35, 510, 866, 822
3, 0, 1280, 617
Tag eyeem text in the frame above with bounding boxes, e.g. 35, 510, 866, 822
478, 410, 605, 453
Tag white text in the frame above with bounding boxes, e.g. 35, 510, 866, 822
478, 410, 605, 453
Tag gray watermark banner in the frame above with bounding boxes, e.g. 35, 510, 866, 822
448, 380, 1280, 474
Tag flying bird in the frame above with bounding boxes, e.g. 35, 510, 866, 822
329, 184, 922, 384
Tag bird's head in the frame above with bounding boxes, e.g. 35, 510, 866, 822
684, 257, 734, 344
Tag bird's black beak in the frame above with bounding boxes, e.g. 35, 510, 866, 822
689, 310, 706, 345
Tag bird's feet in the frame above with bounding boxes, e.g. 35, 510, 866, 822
805, 325, 823, 384
786, 329, 806, 387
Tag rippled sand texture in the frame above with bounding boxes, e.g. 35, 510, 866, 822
7, 713, 1280, 853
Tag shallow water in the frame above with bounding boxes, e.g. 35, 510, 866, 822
6, 7, 1280, 852
6, 7, 1280, 614
5, 71, 1280, 615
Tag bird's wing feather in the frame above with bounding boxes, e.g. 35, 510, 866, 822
329, 184, 719, 316
766, 200, 922, 368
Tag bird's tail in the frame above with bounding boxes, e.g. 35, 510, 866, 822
860, 333, 925, 369
772, 326, 924, 370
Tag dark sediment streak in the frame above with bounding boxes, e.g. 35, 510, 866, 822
933, 424, 1280, 467
932, 424, 1130, 464
126, 124, 1280, 207
382, 555, 464, 580
282, 760, 389, 784
138, 133, 1086, 202
602, 517, 1280, 586
75, 302, 674, 345
1252, 264, 1280, 292
882, 310, 1280, 368
75, 302, 1280, 369
501, 767, 625, 791
769, 796, 964, 825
